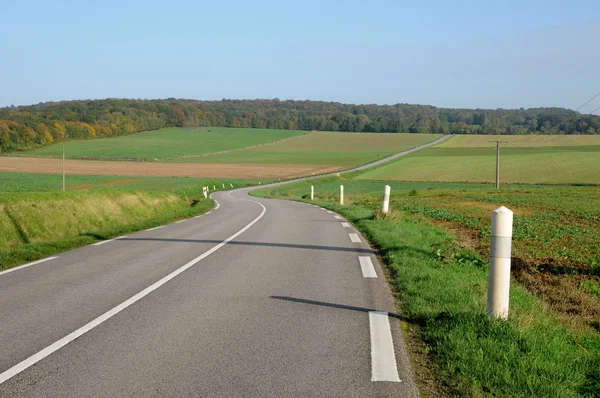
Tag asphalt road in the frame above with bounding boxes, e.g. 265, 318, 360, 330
0, 137, 453, 397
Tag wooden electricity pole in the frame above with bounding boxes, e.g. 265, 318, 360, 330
62, 144, 65, 191
490, 141, 507, 189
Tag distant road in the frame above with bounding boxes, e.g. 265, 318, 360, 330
0, 136, 450, 396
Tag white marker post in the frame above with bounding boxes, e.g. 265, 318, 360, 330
340, 185, 344, 205
487, 206, 513, 320
213, 185, 216, 191
311, 185, 314, 200
203, 187, 208, 198
381, 185, 391, 215
222, 183, 225, 188
230, 183, 233, 188
206, 186, 209, 192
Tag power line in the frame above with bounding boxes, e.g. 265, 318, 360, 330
575, 91, 600, 112
589, 105, 600, 115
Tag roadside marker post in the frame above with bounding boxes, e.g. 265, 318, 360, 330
222, 183, 225, 189
230, 183, 233, 188
311, 185, 314, 200
340, 185, 344, 205
381, 185, 391, 215
206, 186, 209, 192
213, 185, 216, 191
487, 206, 513, 320
203, 187, 208, 198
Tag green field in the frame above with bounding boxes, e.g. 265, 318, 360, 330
0, 172, 251, 193
16, 127, 305, 161
356, 135, 600, 184
174, 132, 441, 165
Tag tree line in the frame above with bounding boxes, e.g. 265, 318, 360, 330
1, 98, 599, 153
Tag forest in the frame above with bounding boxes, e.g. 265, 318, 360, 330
1, 98, 599, 153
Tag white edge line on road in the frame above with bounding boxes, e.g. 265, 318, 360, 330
92, 236, 127, 246
369, 311, 401, 382
341, 222, 351, 228
359, 256, 378, 278
144, 226, 163, 232
0, 198, 267, 386
0, 257, 59, 277
327, 211, 334, 214
334, 215, 343, 220
349, 233, 361, 243
175, 220, 186, 224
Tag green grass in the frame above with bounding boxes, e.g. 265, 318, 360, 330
253, 179, 600, 396
356, 135, 600, 185
169, 132, 442, 165
15, 127, 305, 161
0, 172, 252, 193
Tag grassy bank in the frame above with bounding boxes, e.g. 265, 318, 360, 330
0, 177, 246, 270
253, 180, 600, 396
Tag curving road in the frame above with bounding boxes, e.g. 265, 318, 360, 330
0, 136, 450, 396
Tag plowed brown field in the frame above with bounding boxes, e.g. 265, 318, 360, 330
0, 157, 343, 179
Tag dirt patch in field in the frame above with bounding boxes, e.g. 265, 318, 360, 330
0, 157, 344, 179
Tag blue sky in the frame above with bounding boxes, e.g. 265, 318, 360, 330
1, 0, 599, 111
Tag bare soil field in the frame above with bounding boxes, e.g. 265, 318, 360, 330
0, 157, 343, 179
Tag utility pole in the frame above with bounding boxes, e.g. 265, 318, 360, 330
62, 144, 65, 191
490, 141, 507, 189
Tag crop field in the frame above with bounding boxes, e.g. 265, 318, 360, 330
0, 172, 250, 193
356, 135, 600, 185
15, 127, 305, 161
171, 132, 441, 165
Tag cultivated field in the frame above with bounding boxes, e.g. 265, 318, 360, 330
16, 127, 306, 161
356, 134, 600, 184
170, 132, 441, 165
0, 157, 342, 179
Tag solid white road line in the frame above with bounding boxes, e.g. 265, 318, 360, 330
369, 311, 401, 382
175, 220, 186, 224
349, 233, 361, 243
359, 256, 377, 278
92, 236, 127, 246
0, 257, 59, 278
334, 215, 343, 220
0, 198, 268, 386
341, 222, 351, 228
144, 226, 164, 232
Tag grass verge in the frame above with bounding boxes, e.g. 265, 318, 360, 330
252, 183, 600, 397
0, 179, 246, 270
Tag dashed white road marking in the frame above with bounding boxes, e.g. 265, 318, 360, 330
334, 215, 343, 220
349, 233, 361, 243
175, 220, 186, 224
144, 226, 163, 232
341, 222, 351, 228
369, 311, 401, 382
0, 197, 268, 386
0, 257, 59, 277
359, 257, 377, 278
92, 236, 128, 246
327, 211, 334, 214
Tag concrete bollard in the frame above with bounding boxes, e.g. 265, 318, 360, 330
381, 185, 391, 215
487, 206, 514, 320
340, 185, 344, 205
311, 185, 314, 200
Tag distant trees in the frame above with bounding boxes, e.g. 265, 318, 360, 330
1, 98, 599, 153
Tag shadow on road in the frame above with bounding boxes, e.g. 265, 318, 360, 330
119, 237, 376, 254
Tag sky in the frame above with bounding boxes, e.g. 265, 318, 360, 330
1, 0, 600, 111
